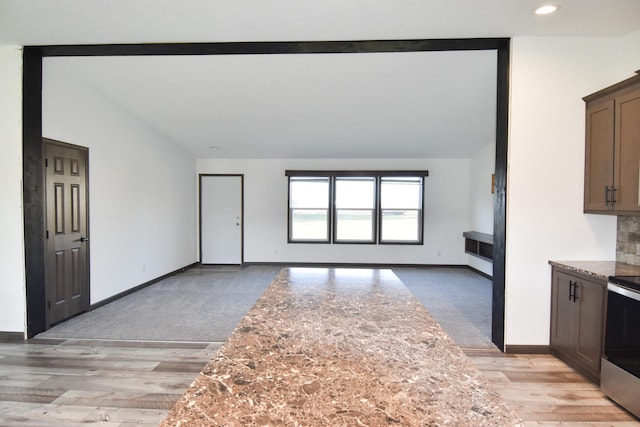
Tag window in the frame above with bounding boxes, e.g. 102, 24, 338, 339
380, 177, 423, 243
335, 177, 376, 243
288, 177, 330, 242
287, 171, 427, 244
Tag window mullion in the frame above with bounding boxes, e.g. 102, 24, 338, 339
375, 176, 381, 244
330, 176, 335, 243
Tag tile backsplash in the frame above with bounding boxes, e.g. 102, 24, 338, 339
617, 216, 640, 266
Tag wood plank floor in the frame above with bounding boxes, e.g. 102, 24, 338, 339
0, 340, 637, 426
0, 339, 221, 426
465, 348, 640, 426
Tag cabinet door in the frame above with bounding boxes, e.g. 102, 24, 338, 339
584, 99, 615, 212
551, 271, 577, 355
613, 88, 640, 212
575, 279, 605, 376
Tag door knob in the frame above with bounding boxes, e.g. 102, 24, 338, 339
80, 237, 89, 242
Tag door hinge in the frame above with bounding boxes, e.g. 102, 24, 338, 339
46, 230, 49, 239
47, 300, 51, 310
45, 158, 48, 168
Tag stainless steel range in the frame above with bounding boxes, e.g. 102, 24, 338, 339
603, 275, 640, 418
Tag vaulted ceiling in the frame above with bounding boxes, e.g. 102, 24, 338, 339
3, 0, 640, 159
44, 50, 497, 158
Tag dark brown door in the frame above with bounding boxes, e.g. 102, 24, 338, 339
44, 139, 89, 326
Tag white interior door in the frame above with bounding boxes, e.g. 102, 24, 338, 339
200, 175, 243, 265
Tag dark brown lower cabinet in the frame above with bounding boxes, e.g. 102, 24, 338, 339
550, 267, 606, 383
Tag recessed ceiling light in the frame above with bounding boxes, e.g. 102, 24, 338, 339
535, 4, 558, 15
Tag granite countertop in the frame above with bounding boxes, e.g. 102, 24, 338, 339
161, 267, 523, 426
549, 260, 640, 280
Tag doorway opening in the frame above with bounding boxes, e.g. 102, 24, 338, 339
23, 39, 509, 348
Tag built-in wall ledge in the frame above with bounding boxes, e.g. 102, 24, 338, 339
463, 231, 493, 262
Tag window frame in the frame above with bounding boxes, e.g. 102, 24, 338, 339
286, 170, 427, 245
287, 176, 332, 243
378, 176, 425, 245
333, 176, 377, 244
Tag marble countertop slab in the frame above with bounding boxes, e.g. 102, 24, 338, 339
161, 267, 523, 426
549, 260, 640, 280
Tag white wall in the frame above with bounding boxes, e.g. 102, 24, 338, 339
505, 36, 640, 346
4, 32, 639, 342
467, 142, 495, 276
0, 46, 26, 334
612, 30, 640, 83
43, 62, 197, 304
197, 158, 470, 265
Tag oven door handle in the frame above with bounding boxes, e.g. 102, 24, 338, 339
608, 282, 640, 302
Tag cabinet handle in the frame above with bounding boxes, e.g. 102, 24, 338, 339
569, 280, 575, 301
605, 186, 611, 206
612, 186, 617, 205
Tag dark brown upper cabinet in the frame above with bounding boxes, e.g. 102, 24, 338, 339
584, 72, 640, 214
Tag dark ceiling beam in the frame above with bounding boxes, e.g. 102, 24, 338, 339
33, 38, 508, 57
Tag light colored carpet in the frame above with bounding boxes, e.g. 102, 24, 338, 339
38, 265, 495, 349
38, 265, 282, 342
394, 267, 495, 349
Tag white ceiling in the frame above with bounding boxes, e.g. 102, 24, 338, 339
46, 51, 497, 159
4, 0, 640, 159
2, 0, 640, 44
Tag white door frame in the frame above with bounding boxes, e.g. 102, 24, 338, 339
199, 174, 244, 266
